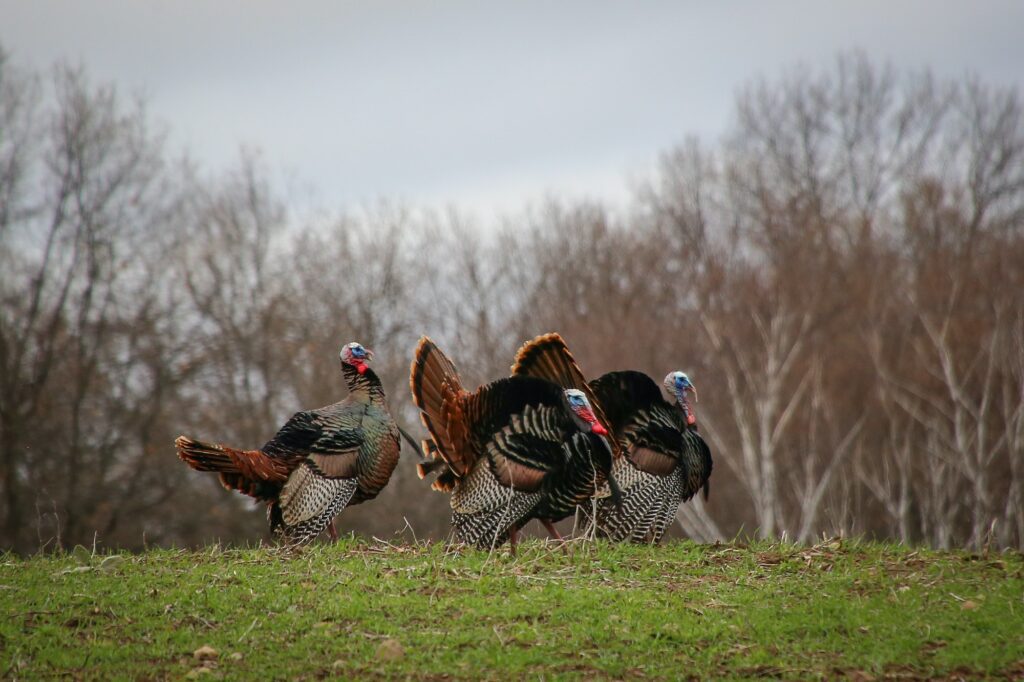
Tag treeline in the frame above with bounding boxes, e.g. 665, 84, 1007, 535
1, 51, 1021, 553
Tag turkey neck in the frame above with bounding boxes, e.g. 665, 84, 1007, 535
342, 363, 388, 406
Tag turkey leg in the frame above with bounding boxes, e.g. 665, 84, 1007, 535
541, 519, 564, 542
508, 525, 520, 556
327, 520, 338, 542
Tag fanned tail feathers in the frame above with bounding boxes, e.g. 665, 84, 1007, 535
510, 333, 589, 390
510, 333, 616, 453
409, 337, 472, 484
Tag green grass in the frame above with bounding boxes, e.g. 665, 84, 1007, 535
2, 538, 1022, 680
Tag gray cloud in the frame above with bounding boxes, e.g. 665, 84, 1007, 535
3, 0, 1022, 217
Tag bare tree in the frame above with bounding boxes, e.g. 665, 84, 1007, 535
0, 60, 187, 550
4, 49, 1023, 552
697, 302, 811, 538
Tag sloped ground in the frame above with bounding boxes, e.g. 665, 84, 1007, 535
2, 538, 1022, 680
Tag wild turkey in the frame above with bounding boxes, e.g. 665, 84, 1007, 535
175, 342, 401, 545
587, 370, 712, 543
410, 337, 622, 551
510, 333, 712, 543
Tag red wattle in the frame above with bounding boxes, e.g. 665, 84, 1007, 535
591, 423, 608, 436
687, 413, 697, 426
356, 362, 367, 375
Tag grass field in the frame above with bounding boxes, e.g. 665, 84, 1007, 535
2, 538, 1022, 680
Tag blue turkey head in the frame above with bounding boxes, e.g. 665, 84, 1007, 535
340, 342, 374, 374
663, 370, 698, 425
563, 389, 607, 436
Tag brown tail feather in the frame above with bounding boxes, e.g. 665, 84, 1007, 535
416, 458, 447, 479
416, 437, 443, 477
419, 438, 440, 460
218, 473, 278, 502
432, 470, 458, 492
175, 436, 237, 472
509, 333, 618, 454
175, 435, 289, 483
405, 333, 481, 477
409, 337, 474, 478
411, 436, 459, 491
409, 337, 456, 438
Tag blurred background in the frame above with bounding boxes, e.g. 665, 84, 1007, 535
2, 2, 1022, 552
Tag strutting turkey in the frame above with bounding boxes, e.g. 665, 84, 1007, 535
409, 336, 622, 551
175, 342, 401, 545
510, 333, 712, 543
587, 370, 712, 543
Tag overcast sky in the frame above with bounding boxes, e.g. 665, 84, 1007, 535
3, 1, 1023, 220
